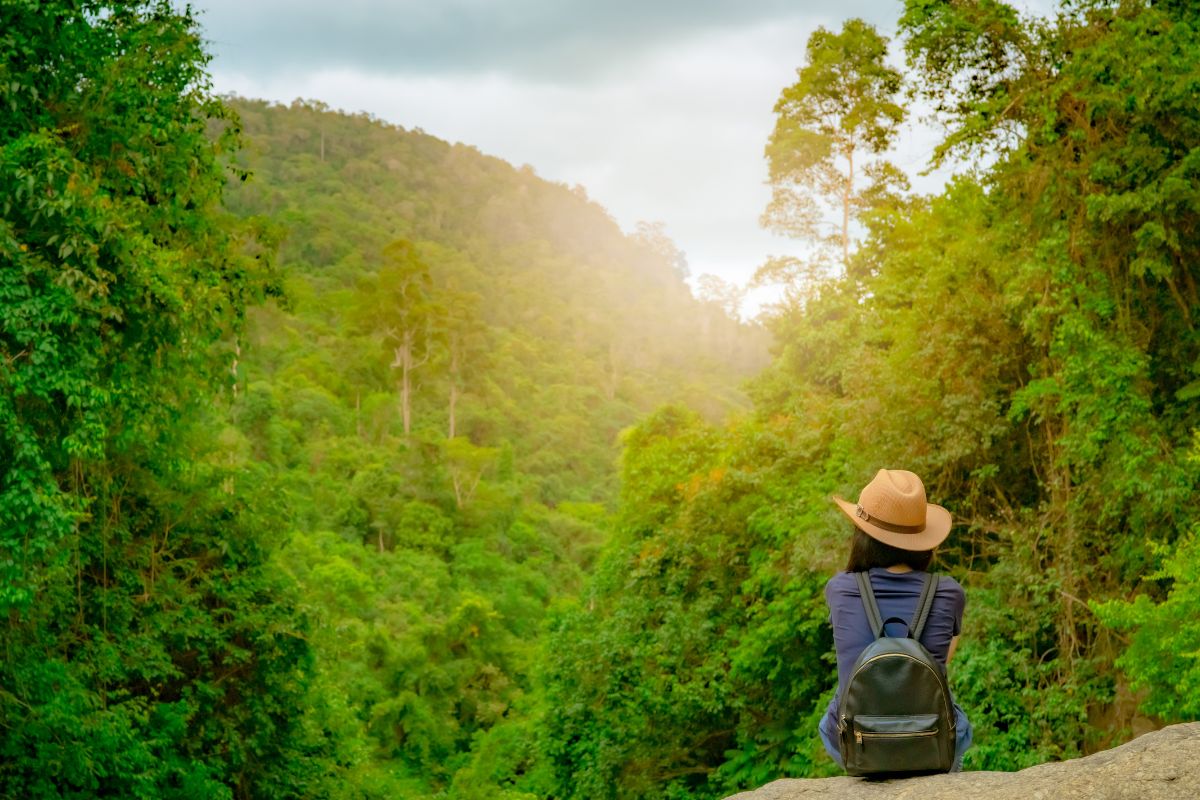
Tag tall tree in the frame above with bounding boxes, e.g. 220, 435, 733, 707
762, 18, 907, 281
0, 2, 319, 796
356, 240, 439, 436
442, 437, 499, 509
440, 286, 487, 440
696, 273, 747, 322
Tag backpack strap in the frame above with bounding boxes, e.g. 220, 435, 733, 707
854, 571, 885, 639
910, 573, 940, 641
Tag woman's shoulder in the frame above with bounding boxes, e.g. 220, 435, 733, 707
824, 571, 859, 605
934, 573, 965, 598
825, 570, 858, 593
934, 574, 966, 613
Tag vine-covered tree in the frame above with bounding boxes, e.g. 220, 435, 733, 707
899, 0, 1200, 757
0, 3, 319, 796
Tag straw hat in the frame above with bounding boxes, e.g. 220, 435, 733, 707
832, 469, 952, 551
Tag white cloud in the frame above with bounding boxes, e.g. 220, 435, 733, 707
196, 0, 882, 79
213, 16, 823, 310
209, 1, 1057, 316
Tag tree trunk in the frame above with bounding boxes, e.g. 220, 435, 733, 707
448, 347, 459, 439
230, 341, 241, 397
450, 468, 483, 510
842, 147, 854, 269
391, 324, 428, 438
605, 340, 619, 401
401, 354, 411, 436
393, 328, 415, 436
451, 473, 464, 509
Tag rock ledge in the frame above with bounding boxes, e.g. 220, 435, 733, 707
725, 722, 1199, 800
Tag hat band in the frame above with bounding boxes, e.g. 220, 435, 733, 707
855, 504, 925, 535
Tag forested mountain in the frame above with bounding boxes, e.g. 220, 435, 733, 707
211, 99, 768, 796
6, 2, 1200, 800
225, 98, 764, 505
0, 3, 766, 792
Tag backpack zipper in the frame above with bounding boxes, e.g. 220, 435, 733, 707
856, 728, 939, 746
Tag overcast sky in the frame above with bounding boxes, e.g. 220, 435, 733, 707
196, 0, 1050, 314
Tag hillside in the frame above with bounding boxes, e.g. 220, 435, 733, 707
214, 98, 768, 795
224, 97, 765, 503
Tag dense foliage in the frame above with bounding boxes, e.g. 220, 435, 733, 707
6, 1, 1200, 799
211, 99, 768, 797
0, 2, 317, 797
528, 3, 1200, 798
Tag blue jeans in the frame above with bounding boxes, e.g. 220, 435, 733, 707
818, 701, 973, 772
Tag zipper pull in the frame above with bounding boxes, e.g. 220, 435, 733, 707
855, 731, 863, 745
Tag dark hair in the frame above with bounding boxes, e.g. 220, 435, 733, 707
845, 529, 934, 573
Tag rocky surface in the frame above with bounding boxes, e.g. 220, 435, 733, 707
725, 722, 1199, 800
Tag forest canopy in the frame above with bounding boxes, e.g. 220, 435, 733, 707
3, 1, 1200, 799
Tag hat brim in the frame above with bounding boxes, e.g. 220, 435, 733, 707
832, 495, 952, 551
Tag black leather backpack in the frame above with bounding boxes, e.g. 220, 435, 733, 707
836, 571, 956, 776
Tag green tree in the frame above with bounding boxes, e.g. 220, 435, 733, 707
355, 240, 440, 436
762, 18, 907, 281
537, 408, 836, 800
901, 0, 1200, 741
443, 437, 499, 510
0, 2, 320, 797
1095, 526, 1200, 721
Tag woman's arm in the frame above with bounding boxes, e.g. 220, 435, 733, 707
947, 635, 960, 663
